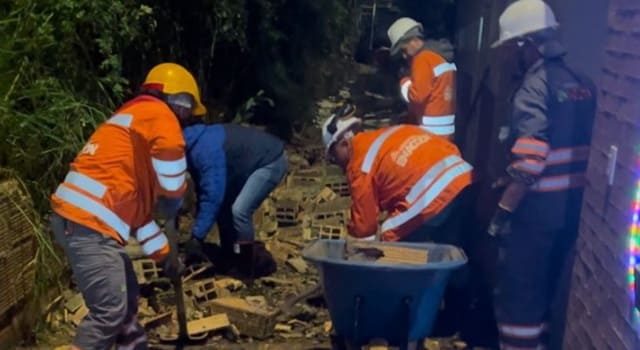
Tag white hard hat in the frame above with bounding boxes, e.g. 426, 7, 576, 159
322, 113, 362, 153
387, 17, 424, 55
492, 0, 559, 48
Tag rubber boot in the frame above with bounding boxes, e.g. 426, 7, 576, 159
235, 241, 277, 284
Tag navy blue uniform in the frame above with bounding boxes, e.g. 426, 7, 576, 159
494, 48, 596, 349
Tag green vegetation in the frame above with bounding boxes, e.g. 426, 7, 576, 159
0, 0, 357, 326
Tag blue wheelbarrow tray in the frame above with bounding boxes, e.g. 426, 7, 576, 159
302, 239, 467, 347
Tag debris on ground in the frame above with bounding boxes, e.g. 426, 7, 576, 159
37, 76, 471, 350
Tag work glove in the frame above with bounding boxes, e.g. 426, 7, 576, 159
184, 237, 209, 264
487, 207, 512, 238
160, 256, 185, 281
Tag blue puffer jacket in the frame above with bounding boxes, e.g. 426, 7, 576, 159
183, 124, 227, 240
183, 123, 284, 240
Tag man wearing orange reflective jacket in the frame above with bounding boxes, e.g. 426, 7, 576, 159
322, 105, 472, 243
322, 105, 473, 336
387, 17, 457, 141
49, 63, 206, 350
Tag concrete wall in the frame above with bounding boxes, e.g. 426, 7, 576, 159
563, 0, 640, 348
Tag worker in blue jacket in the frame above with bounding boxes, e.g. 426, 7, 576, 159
182, 122, 288, 279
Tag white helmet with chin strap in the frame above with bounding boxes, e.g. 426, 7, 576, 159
322, 104, 361, 155
492, 0, 559, 48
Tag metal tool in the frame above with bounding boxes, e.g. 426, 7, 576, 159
164, 217, 190, 347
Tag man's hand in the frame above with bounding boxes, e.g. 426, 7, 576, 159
488, 207, 512, 238
184, 237, 209, 264
161, 256, 185, 281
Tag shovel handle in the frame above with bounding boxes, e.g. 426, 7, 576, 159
165, 218, 188, 342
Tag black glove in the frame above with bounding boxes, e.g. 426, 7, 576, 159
488, 207, 512, 238
160, 256, 185, 281
184, 237, 209, 264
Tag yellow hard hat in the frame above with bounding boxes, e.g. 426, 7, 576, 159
143, 63, 207, 116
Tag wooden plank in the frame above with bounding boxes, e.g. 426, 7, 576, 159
187, 314, 230, 335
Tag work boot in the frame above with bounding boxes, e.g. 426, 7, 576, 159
235, 241, 277, 282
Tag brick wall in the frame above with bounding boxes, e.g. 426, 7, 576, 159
563, 1, 640, 349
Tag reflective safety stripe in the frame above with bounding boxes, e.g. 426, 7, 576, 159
499, 324, 544, 338
361, 126, 402, 174
546, 146, 590, 165
141, 233, 168, 257
55, 186, 130, 241
406, 155, 463, 203
422, 115, 455, 126
136, 221, 161, 242
433, 62, 457, 77
381, 161, 472, 232
500, 344, 544, 350
400, 79, 412, 103
530, 173, 586, 192
512, 138, 550, 158
152, 157, 187, 176
420, 124, 455, 136
64, 171, 107, 198
106, 114, 133, 128
512, 159, 545, 175
157, 173, 186, 192
135, 220, 168, 256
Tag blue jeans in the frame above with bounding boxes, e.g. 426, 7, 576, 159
218, 152, 288, 249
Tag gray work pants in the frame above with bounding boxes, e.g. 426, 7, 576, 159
50, 214, 147, 350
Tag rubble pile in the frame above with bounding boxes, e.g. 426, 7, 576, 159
37, 95, 473, 350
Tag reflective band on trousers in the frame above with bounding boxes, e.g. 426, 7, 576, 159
152, 157, 187, 192
135, 220, 168, 256
361, 126, 403, 174
421, 115, 455, 136
381, 161, 472, 232
530, 173, 586, 192
499, 324, 544, 338
54, 186, 131, 241
433, 62, 457, 77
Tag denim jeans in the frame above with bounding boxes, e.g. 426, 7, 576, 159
218, 152, 288, 249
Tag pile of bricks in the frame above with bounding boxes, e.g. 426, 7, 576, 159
271, 163, 351, 241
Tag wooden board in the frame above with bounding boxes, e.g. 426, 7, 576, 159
187, 314, 230, 335
349, 242, 429, 265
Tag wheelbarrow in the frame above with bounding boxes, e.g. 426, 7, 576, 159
302, 239, 467, 350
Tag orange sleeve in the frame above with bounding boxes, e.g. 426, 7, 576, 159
145, 108, 187, 198
408, 53, 436, 107
346, 167, 379, 239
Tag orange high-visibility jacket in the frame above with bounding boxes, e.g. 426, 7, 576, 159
51, 95, 187, 261
346, 125, 472, 241
399, 49, 456, 140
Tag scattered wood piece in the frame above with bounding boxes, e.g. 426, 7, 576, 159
182, 263, 213, 283
279, 238, 306, 249
70, 304, 88, 327
323, 321, 332, 334
274, 323, 292, 332
286, 257, 309, 273
279, 331, 304, 339
216, 278, 245, 291
259, 277, 297, 287
64, 293, 84, 313
349, 242, 429, 265
245, 296, 268, 309
187, 314, 230, 335
140, 311, 172, 330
